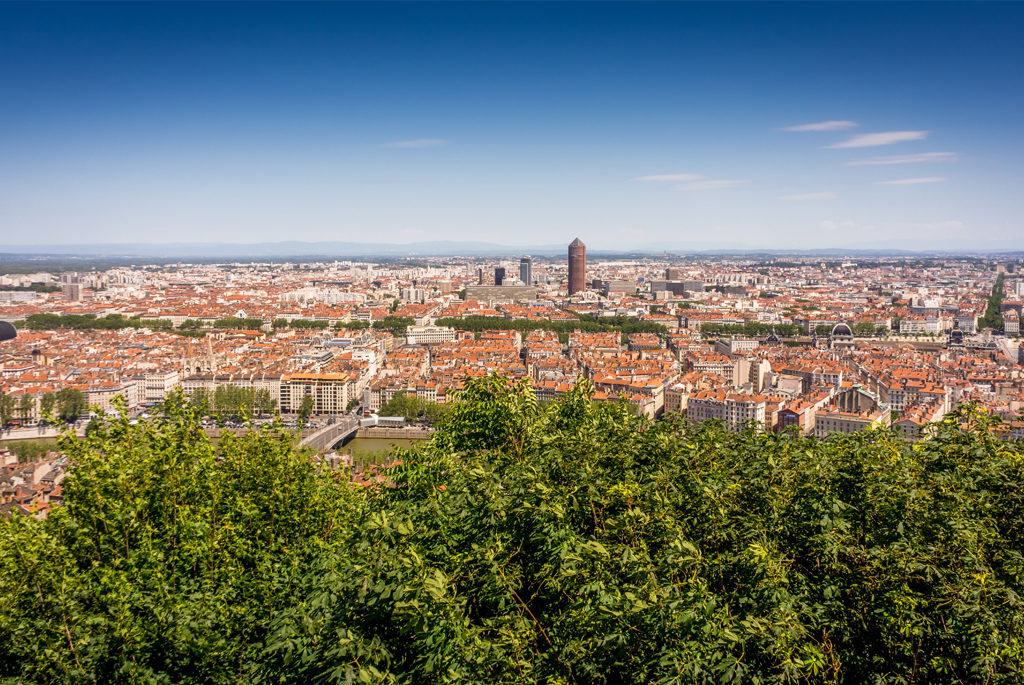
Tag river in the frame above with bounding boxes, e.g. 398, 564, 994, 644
340, 437, 424, 462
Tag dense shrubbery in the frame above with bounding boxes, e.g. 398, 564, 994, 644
2, 379, 1023, 683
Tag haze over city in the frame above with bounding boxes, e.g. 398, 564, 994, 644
2, 2, 1022, 253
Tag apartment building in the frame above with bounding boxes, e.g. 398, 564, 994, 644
687, 390, 767, 431
814, 407, 890, 437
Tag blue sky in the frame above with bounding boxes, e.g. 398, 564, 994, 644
1, 2, 1022, 251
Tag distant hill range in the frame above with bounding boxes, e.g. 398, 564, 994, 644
1, 240, 1022, 261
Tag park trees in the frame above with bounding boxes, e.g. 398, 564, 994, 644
21, 313, 172, 331
982, 273, 1006, 330
55, 388, 86, 423
40, 392, 56, 419
0, 392, 14, 425
297, 394, 314, 425
188, 387, 275, 420
377, 392, 450, 424
852, 320, 878, 336
17, 394, 33, 421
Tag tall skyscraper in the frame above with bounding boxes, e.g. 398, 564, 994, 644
520, 255, 533, 285
568, 238, 586, 294
495, 267, 506, 286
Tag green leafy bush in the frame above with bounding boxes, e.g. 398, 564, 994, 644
2, 382, 1023, 683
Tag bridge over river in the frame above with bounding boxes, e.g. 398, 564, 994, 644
298, 416, 361, 451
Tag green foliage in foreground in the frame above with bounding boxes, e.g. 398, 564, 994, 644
2, 380, 1024, 684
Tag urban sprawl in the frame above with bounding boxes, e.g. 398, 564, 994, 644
3, 239, 1024, 515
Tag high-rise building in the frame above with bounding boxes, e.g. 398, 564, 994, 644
495, 267, 506, 286
568, 238, 586, 294
520, 256, 533, 285
60, 273, 83, 301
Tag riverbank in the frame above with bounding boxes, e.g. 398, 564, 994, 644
353, 426, 432, 440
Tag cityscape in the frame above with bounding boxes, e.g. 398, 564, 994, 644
2, 2, 1024, 683
4, 241, 1022, 512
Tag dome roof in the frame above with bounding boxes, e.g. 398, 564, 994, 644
831, 323, 853, 337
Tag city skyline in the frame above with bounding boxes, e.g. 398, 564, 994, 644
2, 2, 1022, 250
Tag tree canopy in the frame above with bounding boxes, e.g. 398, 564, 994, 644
2, 380, 1023, 683
55, 388, 87, 423
20, 313, 172, 331
699, 322, 801, 337
434, 314, 666, 344
378, 391, 451, 425
189, 386, 275, 420
212, 317, 265, 330
982, 273, 1006, 331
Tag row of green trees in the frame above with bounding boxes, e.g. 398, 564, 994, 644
700, 321, 887, 338
982, 273, 1006, 330
212, 317, 265, 330
272, 318, 330, 330
21, 313, 172, 331
700, 321, 802, 337
434, 314, 666, 343
0, 387, 87, 425
369, 316, 416, 335
188, 386, 276, 420
0, 283, 61, 293
2, 380, 1022, 682
812, 322, 887, 336
0, 439, 56, 462
268, 317, 416, 334
377, 391, 451, 424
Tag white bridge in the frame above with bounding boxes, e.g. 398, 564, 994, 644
298, 416, 361, 451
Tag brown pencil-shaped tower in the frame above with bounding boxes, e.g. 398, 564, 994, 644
568, 237, 586, 294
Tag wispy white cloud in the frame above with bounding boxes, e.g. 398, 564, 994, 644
782, 120, 858, 132
781, 191, 837, 201
846, 151, 957, 166
876, 177, 948, 185
827, 131, 928, 148
632, 173, 705, 182
677, 179, 748, 191
384, 138, 448, 148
